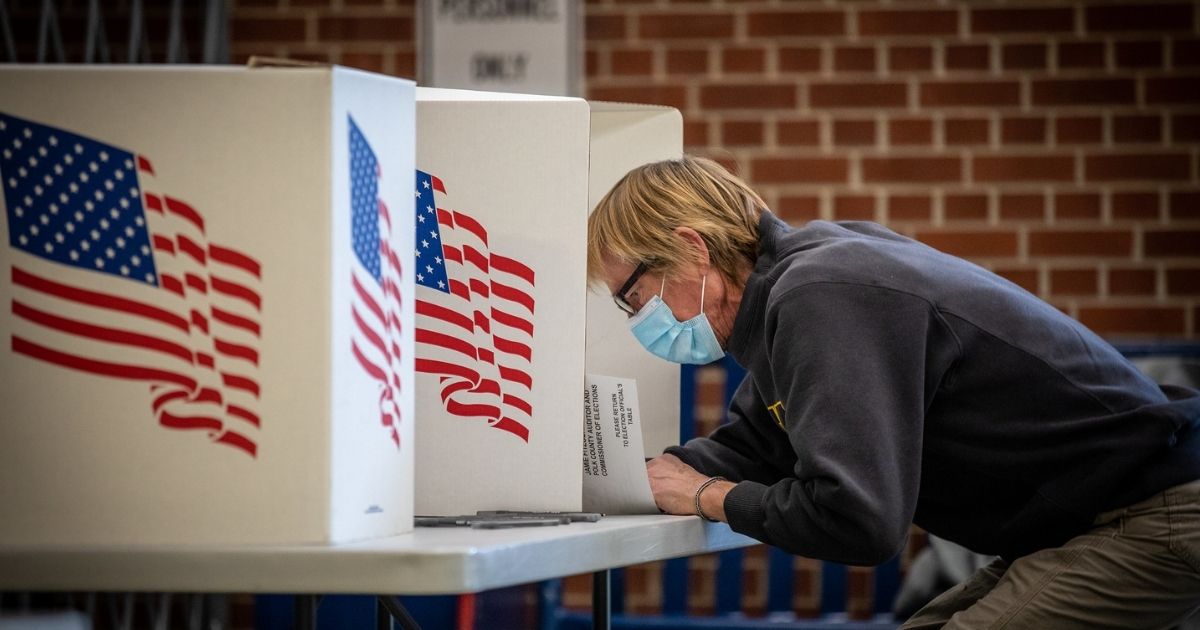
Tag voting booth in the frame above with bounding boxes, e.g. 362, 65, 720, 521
0, 65, 417, 545
412, 89, 682, 515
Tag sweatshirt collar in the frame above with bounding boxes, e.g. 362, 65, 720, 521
727, 210, 789, 365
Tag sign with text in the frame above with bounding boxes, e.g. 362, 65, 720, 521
420, 0, 580, 96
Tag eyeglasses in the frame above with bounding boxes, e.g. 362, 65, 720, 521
612, 262, 649, 315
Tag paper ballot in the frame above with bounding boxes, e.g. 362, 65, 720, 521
582, 374, 659, 514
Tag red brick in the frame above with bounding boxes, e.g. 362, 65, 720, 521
921, 81, 1020, 107
746, 11, 845, 37
945, 118, 990, 145
863, 157, 962, 183
611, 48, 654, 75
1166, 269, 1200, 295
833, 119, 876, 146
1056, 116, 1103, 144
945, 44, 990, 71
778, 195, 821, 223
394, 50, 415, 78
1002, 117, 1047, 145
585, 48, 600, 76
974, 155, 1076, 182
340, 51, 384, 73
1000, 193, 1045, 220
835, 46, 876, 73
810, 82, 908, 108
1085, 3, 1194, 32
972, 8, 1075, 33
1113, 115, 1163, 143
1173, 114, 1200, 143
1050, 269, 1099, 296
890, 195, 932, 221
1003, 43, 1047, 70
1055, 193, 1102, 220
1145, 230, 1200, 257
1109, 268, 1157, 296
588, 86, 688, 111
752, 158, 848, 183
777, 120, 820, 146
945, 193, 989, 221
889, 118, 934, 146
667, 48, 709, 74
1032, 79, 1137, 106
1146, 77, 1200, 104
639, 14, 733, 39
232, 17, 307, 43
1057, 41, 1106, 69
683, 119, 709, 147
700, 84, 796, 109
1174, 38, 1200, 67
1028, 230, 1133, 257
835, 195, 876, 221
890, 46, 934, 72
1115, 40, 1164, 68
779, 47, 822, 72
722, 47, 766, 73
1085, 153, 1190, 182
994, 267, 1040, 293
722, 120, 764, 146
587, 15, 627, 40
1078, 307, 1185, 336
318, 16, 412, 41
859, 10, 957, 36
1170, 191, 1200, 220
916, 231, 1019, 258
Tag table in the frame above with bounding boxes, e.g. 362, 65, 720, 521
0, 515, 757, 629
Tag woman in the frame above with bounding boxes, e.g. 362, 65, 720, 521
587, 156, 1200, 628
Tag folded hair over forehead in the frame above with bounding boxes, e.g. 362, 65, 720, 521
587, 156, 765, 289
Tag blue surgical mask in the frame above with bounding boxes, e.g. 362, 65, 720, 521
628, 275, 726, 365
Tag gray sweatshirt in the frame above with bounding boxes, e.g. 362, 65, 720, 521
667, 213, 1200, 564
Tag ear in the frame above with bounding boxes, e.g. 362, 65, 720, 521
673, 226, 711, 270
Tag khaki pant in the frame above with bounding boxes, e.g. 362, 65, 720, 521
901, 480, 1200, 629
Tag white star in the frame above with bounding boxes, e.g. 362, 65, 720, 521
435, 256, 442, 264
124, 159, 133, 169
69, 182, 78, 193
95, 258, 103, 268
73, 211, 82, 221
119, 198, 129, 209
120, 265, 129, 276
80, 241, 90, 251
418, 214, 425, 223
104, 180, 113, 191
33, 185, 42, 196
63, 154, 73, 165
145, 273, 154, 282
94, 190, 104, 201
417, 273, 425, 283
48, 203, 57, 214
2, 149, 9, 159
44, 243, 53, 253
0, 120, 5, 130
27, 155, 37, 167
129, 187, 138, 197
29, 225, 38, 236
415, 249, 421, 258
134, 215, 143, 226
48, 135, 57, 146
65, 223, 74, 233
85, 201, 94, 211
69, 250, 78, 261
140, 245, 149, 255
105, 248, 115, 258
414, 190, 421, 198
99, 151, 108, 162
421, 239, 429, 248
13, 138, 22, 149
114, 170, 124, 181
89, 162, 98, 172
38, 146, 47, 157
90, 229, 100, 240
54, 232, 64, 243
423, 180, 430, 189
125, 226, 134, 237
74, 143, 83, 154
131, 255, 141, 266
23, 128, 31, 138
80, 172, 89, 182
54, 164, 63, 175
111, 208, 120, 219
43, 174, 51, 185
13, 207, 22, 218
39, 214, 49, 225
437, 280, 446, 289
22, 195, 31, 206
99, 218, 109, 230
17, 166, 26, 177
18, 235, 27, 246
426, 265, 433, 274
6, 178, 14, 188
116, 237, 126, 248
430, 230, 438, 239
426, 205, 434, 214
58, 193, 67, 203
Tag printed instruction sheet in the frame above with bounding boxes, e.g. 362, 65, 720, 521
582, 373, 659, 514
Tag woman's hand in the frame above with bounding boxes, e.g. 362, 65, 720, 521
646, 454, 732, 521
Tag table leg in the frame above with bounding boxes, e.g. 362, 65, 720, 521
377, 595, 422, 630
593, 570, 611, 630
293, 595, 320, 630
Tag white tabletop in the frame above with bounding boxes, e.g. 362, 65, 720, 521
0, 515, 756, 595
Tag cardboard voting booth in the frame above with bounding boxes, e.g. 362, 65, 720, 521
412, 89, 682, 515
0, 65, 417, 545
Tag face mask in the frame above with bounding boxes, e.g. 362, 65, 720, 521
628, 275, 726, 365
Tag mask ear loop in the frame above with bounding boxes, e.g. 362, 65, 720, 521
659, 275, 666, 297
699, 274, 707, 316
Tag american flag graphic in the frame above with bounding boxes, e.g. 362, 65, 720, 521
348, 116, 403, 448
2, 112, 264, 456
414, 171, 536, 442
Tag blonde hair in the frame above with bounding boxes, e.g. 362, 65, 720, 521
587, 156, 765, 288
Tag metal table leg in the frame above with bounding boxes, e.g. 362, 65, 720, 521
293, 595, 320, 630
378, 595, 422, 630
593, 569, 611, 630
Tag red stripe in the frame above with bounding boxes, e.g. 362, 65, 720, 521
196, 352, 214, 368
12, 300, 193, 364
214, 430, 257, 457
177, 235, 207, 265
442, 244, 462, 265
415, 358, 478, 383
195, 387, 224, 405
153, 235, 175, 253
210, 245, 262, 278
383, 244, 403, 279
352, 340, 388, 382
164, 196, 205, 233
352, 273, 387, 325
214, 337, 259, 365
159, 411, 222, 432
491, 254, 536, 285
452, 211, 488, 246
152, 389, 189, 413
442, 397, 500, 421
431, 176, 446, 193
492, 281, 535, 315
211, 276, 262, 311
211, 307, 260, 336
463, 246, 488, 273
378, 199, 392, 231
503, 393, 532, 417
160, 274, 184, 297
469, 278, 489, 298
185, 273, 208, 294
221, 372, 260, 398
415, 328, 476, 359
227, 404, 260, 427
416, 300, 473, 332
493, 416, 529, 442
352, 306, 389, 358
190, 310, 209, 334
493, 335, 532, 361
499, 365, 532, 389
12, 266, 189, 333
491, 307, 533, 337
449, 280, 470, 301
12, 336, 197, 390
144, 193, 164, 214
473, 310, 490, 334
137, 155, 155, 175
478, 348, 494, 364
437, 208, 454, 226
